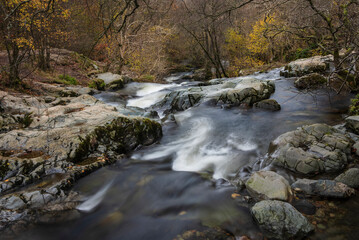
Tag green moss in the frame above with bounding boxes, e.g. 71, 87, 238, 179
137, 74, 156, 82
349, 94, 359, 116
71, 117, 162, 163
88, 79, 106, 90
0, 160, 10, 179
107, 79, 124, 90
56, 74, 78, 85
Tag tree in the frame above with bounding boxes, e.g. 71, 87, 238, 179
177, 0, 255, 78
0, 0, 70, 85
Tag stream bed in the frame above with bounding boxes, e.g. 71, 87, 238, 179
20, 69, 358, 239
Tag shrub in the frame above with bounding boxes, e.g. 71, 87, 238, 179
17, 113, 33, 128
57, 74, 78, 85
349, 94, 359, 115
88, 79, 106, 90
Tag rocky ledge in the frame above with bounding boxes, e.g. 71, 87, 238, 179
155, 77, 276, 112
0, 89, 162, 228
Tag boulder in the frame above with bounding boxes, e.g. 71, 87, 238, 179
345, 115, 359, 134
245, 171, 293, 201
251, 200, 314, 240
292, 179, 355, 198
269, 124, 352, 175
335, 168, 359, 188
96, 72, 132, 91
253, 99, 281, 111
284, 55, 332, 77
294, 73, 327, 89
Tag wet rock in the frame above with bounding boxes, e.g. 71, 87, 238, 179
335, 168, 359, 188
157, 90, 203, 112
294, 73, 327, 89
97, 72, 132, 91
291, 199, 317, 215
345, 115, 359, 134
0, 195, 26, 210
217, 81, 275, 106
156, 78, 275, 112
143, 111, 159, 119
251, 200, 314, 240
269, 124, 352, 175
253, 99, 281, 111
245, 171, 293, 201
292, 179, 355, 198
284, 55, 332, 77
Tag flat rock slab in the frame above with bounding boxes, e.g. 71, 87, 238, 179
292, 179, 355, 198
269, 124, 353, 175
252, 200, 314, 240
245, 171, 292, 201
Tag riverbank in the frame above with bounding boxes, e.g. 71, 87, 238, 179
0, 52, 358, 239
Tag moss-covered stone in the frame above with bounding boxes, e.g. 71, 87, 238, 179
88, 79, 106, 91
72, 117, 162, 163
294, 73, 327, 89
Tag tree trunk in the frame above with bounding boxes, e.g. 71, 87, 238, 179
8, 45, 21, 86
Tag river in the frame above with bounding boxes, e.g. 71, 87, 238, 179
20, 69, 357, 239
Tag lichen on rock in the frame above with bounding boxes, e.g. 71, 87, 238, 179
269, 124, 353, 175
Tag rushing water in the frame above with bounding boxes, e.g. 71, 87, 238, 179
20, 69, 356, 239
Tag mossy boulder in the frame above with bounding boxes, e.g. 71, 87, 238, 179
253, 99, 281, 111
252, 200, 314, 240
294, 73, 327, 89
72, 117, 162, 162
88, 79, 106, 91
96, 72, 132, 91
